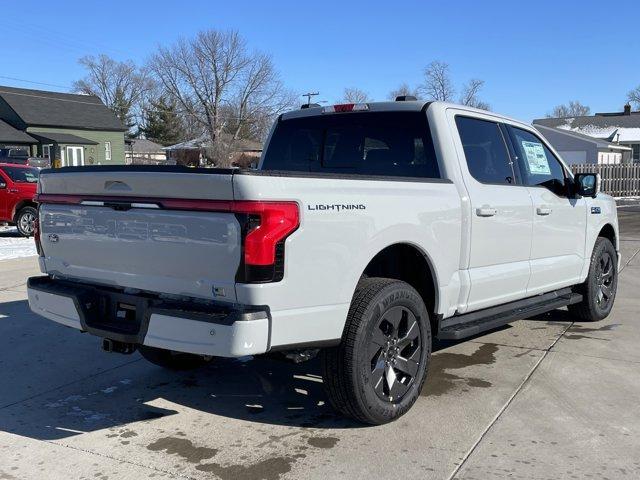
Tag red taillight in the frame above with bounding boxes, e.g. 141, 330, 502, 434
334, 103, 355, 113
234, 201, 299, 266
33, 216, 43, 256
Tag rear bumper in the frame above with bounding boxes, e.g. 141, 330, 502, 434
27, 276, 269, 357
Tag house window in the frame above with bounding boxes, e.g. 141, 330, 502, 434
105, 141, 112, 161
632, 144, 640, 163
42, 145, 52, 159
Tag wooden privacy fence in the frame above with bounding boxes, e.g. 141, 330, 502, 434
570, 164, 640, 197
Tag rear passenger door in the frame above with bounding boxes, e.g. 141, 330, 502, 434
505, 125, 586, 294
453, 115, 534, 311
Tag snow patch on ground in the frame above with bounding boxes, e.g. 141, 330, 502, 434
0, 226, 37, 260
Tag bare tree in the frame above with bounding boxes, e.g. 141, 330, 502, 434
459, 79, 489, 110
148, 30, 293, 165
73, 54, 152, 132
417, 61, 490, 108
342, 87, 371, 103
628, 86, 640, 110
225, 52, 296, 142
420, 61, 455, 101
387, 83, 419, 100
547, 100, 591, 118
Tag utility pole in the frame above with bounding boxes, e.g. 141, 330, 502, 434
302, 92, 319, 106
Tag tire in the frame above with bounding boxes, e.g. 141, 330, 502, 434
138, 345, 212, 370
16, 206, 37, 237
568, 237, 618, 322
321, 277, 431, 425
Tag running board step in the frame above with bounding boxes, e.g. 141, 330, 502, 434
438, 288, 583, 340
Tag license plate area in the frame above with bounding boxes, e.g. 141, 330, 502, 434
81, 291, 149, 338
116, 303, 137, 322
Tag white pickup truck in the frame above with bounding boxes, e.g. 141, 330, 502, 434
28, 100, 619, 424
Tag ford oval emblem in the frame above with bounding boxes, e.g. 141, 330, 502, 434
48, 234, 59, 243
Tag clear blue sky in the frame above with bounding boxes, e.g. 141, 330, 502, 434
2, 0, 639, 122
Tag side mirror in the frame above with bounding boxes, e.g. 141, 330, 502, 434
0, 181, 6, 189
574, 173, 600, 198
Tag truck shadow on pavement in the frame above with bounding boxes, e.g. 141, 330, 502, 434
0, 298, 572, 442
0, 299, 365, 441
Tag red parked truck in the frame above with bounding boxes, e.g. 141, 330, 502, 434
0, 163, 39, 236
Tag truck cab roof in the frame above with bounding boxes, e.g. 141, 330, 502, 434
282, 100, 429, 121
281, 100, 531, 131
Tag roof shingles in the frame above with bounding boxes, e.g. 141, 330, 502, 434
0, 119, 36, 144
0, 85, 126, 132
533, 111, 640, 143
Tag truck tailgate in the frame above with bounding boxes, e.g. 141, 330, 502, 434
37, 168, 241, 302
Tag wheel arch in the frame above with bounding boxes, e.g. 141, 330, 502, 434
579, 222, 619, 283
12, 200, 37, 222
598, 223, 616, 248
360, 242, 439, 330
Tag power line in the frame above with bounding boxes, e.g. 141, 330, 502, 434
4, 19, 132, 59
0, 76, 72, 91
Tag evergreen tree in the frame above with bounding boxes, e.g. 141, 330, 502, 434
139, 97, 186, 145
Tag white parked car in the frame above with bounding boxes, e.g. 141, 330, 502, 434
28, 100, 618, 424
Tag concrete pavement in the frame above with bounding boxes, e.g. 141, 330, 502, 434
0, 213, 638, 479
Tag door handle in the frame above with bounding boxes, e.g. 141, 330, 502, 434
476, 206, 498, 217
536, 206, 552, 216
8, 188, 19, 193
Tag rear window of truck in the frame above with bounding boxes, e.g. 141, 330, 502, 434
261, 111, 440, 178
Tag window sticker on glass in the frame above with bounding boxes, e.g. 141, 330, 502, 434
521, 141, 551, 175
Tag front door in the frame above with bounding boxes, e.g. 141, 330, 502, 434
66, 146, 84, 167
506, 125, 586, 294
452, 113, 534, 312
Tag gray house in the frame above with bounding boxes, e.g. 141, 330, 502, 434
534, 124, 632, 165
164, 134, 263, 167
125, 138, 170, 165
533, 104, 640, 163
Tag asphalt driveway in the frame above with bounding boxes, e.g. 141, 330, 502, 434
0, 211, 638, 479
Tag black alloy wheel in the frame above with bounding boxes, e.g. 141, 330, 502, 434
594, 249, 615, 310
369, 305, 422, 403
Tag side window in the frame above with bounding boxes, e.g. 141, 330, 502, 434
455, 116, 515, 185
507, 126, 567, 196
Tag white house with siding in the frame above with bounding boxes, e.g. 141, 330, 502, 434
534, 104, 640, 164
534, 124, 632, 165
